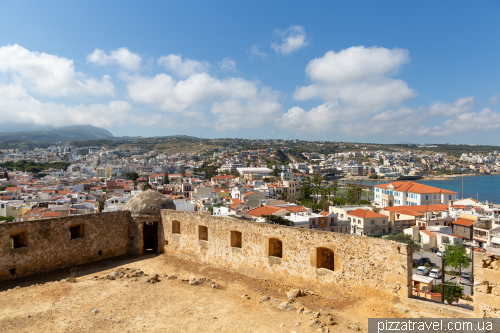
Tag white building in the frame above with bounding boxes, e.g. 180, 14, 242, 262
374, 181, 457, 208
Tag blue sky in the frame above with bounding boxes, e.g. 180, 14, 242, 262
0, 1, 499, 144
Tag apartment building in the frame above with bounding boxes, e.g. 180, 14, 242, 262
374, 181, 457, 208
348, 208, 389, 236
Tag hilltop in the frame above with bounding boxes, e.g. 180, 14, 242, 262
0, 125, 114, 142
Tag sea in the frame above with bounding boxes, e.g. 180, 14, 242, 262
343, 175, 500, 205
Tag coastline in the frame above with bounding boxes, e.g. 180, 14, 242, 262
339, 173, 498, 182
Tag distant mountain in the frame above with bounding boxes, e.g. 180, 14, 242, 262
0, 125, 114, 142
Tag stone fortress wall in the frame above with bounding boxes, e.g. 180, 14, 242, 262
0, 211, 130, 282
161, 210, 413, 300
1, 190, 498, 317
474, 253, 500, 318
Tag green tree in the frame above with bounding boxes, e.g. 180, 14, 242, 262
434, 282, 464, 305
26, 166, 43, 174
142, 182, 152, 191
444, 243, 470, 276
331, 197, 346, 206
98, 200, 105, 213
385, 233, 422, 252
262, 177, 270, 183
208, 203, 222, 214
164, 170, 170, 185
346, 183, 362, 204
3, 171, 8, 180
272, 168, 280, 177
298, 182, 312, 203
181, 167, 186, 178
262, 214, 294, 226
126, 172, 139, 181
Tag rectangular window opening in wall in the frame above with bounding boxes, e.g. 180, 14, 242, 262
231, 231, 242, 248
10, 268, 16, 275
69, 223, 84, 239
199, 226, 208, 241
172, 220, 180, 234
317, 247, 335, 271
9, 230, 28, 249
269, 238, 282, 258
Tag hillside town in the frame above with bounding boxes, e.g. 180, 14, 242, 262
0, 142, 499, 255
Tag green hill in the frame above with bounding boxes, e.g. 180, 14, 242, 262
0, 125, 114, 142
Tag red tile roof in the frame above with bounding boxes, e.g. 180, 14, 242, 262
212, 175, 235, 180
348, 208, 387, 219
246, 205, 286, 217
421, 230, 436, 237
279, 206, 307, 213
42, 212, 62, 218
452, 218, 475, 227
375, 181, 457, 194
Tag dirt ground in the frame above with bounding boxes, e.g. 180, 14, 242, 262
0, 254, 402, 333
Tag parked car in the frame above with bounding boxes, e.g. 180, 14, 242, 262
428, 269, 442, 278
459, 273, 472, 285
416, 266, 430, 276
413, 258, 431, 266
436, 250, 444, 257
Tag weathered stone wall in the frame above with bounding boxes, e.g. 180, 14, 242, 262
161, 210, 412, 300
474, 253, 500, 318
0, 211, 131, 281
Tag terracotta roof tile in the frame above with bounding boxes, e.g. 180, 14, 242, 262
348, 208, 387, 219
452, 218, 475, 227
375, 181, 457, 194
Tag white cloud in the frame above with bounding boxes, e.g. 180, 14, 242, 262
428, 97, 475, 116
429, 108, 500, 136
157, 54, 210, 78
87, 47, 142, 71
249, 45, 266, 58
126, 70, 282, 130
293, 46, 415, 110
0, 83, 131, 127
304, 46, 409, 84
281, 46, 416, 133
219, 57, 237, 72
0, 44, 115, 97
271, 25, 309, 54
488, 93, 499, 105
280, 45, 500, 137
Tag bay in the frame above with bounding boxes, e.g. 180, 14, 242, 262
341, 175, 500, 204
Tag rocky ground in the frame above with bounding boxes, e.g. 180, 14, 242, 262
0, 253, 402, 333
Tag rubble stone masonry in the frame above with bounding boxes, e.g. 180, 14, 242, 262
161, 210, 413, 300
0, 211, 130, 281
474, 253, 500, 318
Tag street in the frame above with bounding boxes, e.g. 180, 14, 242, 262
412, 250, 473, 295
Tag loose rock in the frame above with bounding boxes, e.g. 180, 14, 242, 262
167, 275, 177, 280
287, 288, 303, 300
309, 319, 324, 328
277, 301, 295, 311
326, 316, 335, 326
